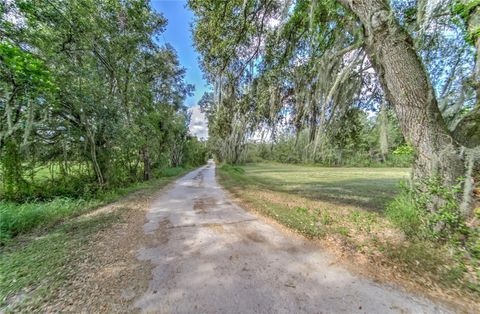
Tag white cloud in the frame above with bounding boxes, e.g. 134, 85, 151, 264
188, 105, 208, 140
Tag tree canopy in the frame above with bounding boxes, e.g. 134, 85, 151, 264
189, 0, 479, 212
0, 0, 206, 200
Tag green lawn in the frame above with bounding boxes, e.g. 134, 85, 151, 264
227, 163, 409, 210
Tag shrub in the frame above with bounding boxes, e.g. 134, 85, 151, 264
385, 177, 473, 242
386, 177, 480, 291
386, 182, 426, 238
386, 177, 469, 242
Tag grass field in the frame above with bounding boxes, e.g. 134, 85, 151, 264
229, 163, 409, 210
218, 162, 479, 305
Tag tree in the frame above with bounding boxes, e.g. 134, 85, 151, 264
337, 0, 478, 211
190, 0, 479, 212
0, 0, 201, 200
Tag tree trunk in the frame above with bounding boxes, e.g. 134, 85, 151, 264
142, 146, 151, 181
339, 0, 465, 191
87, 132, 104, 185
379, 100, 388, 163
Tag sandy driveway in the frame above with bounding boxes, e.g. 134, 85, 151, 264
134, 161, 452, 313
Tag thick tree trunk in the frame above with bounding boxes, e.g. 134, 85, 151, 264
339, 0, 465, 190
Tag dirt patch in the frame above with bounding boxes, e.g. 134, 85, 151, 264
286, 246, 300, 254
204, 223, 225, 233
193, 198, 207, 214
194, 196, 217, 214
37, 189, 166, 313
245, 231, 266, 243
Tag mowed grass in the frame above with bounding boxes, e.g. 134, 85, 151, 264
218, 163, 409, 238
218, 163, 479, 305
230, 163, 409, 210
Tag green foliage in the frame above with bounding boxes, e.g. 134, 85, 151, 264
0, 167, 189, 244
453, 0, 480, 43
387, 177, 468, 242
240, 107, 412, 167
0, 41, 55, 91
386, 182, 426, 238
386, 176, 480, 289
392, 144, 415, 157
1, 140, 24, 199
183, 137, 208, 167
0, 0, 202, 204
246, 134, 412, 168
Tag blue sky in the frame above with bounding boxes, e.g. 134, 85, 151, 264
150, 0, 208, 107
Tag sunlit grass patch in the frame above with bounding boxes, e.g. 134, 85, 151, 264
228, 163, 409, 210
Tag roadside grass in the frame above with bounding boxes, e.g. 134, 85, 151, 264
0, 167, 190, 244
0, 166, 192, 311
218, 163, 479, 305
0, 212, 122, 312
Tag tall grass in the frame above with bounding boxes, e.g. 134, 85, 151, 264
0, 166, 190, 244
0, 198, 97, 243
385, 188, 424, 238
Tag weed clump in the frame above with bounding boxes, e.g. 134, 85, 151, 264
386, 177, 480, 291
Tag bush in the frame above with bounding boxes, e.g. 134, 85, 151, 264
386, 177, 468, 242
386, 177, 480, 292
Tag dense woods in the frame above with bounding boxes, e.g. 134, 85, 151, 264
0, 0, 206, 203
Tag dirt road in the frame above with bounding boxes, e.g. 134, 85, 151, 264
134, 161, 452, 313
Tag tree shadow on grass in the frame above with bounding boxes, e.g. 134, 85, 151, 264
248, 177, 402, 212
